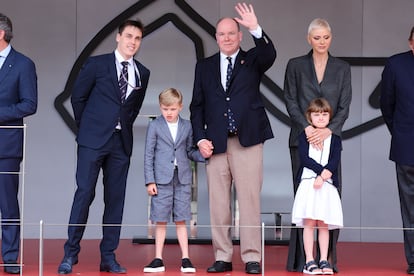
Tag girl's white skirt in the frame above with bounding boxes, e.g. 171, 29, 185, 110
291, 178, 343, 230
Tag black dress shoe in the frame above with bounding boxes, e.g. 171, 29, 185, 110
206, 261, 232, 273
407, 264, 414, 274
245, 261, 261, 274
58, 256, 78, 274
4, 263, 20, 274
99, 260, 127, 274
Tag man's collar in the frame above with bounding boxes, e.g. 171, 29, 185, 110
0, 44, 11, 58
114, 49, 133, 64
220, 49, 240, 60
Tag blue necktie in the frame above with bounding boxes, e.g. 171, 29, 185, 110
226, 57, 237, 134
119, 61, 128, 103
225, 56, 232, 91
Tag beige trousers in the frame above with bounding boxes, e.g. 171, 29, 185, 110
206, 136, 263, 263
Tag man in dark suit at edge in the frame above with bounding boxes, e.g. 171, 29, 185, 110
380, 26, 414, 275
0, 13, 37, 275
190, 3, 276, 274
58, 19, 150, 274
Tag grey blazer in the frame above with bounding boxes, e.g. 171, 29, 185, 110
144, 115, 204, 185
284, 51, 352, 147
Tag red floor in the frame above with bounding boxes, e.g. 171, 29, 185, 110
0, 239, 409, 275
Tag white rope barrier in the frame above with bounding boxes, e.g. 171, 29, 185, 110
23, 221, 414, 231
26, 220, 414, 276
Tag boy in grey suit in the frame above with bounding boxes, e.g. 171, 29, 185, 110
143, 88, 204, 273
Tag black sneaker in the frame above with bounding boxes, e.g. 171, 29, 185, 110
181, 258, 196, 273
143, 258, 165, 273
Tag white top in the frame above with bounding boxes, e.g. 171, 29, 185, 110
167, 118, 179, 165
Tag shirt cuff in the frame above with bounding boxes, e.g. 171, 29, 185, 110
249, 25, 263, 38
197, 139, 207, 146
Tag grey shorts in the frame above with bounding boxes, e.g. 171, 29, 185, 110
149, 169, 192, 222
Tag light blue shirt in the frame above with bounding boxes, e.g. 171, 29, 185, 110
0, 44, 11, 69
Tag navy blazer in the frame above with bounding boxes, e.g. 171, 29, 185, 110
297, 132, 342, 188
381, 50, 414, 165
0, 47, 37, 158
144, 115, 204, 185
190, 32, 276, 154
71, 53, 150, 156
284, 51, 352, 147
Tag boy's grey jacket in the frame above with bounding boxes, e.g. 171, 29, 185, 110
144, 115, 204, 185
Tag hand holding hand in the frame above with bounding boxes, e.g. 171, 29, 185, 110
199, 139, 214, 158
234, 2, 259, 31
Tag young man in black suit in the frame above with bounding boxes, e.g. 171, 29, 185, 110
58, 19, 150, 274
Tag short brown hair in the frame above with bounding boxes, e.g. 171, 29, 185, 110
305, 98, 332, 124
118, 19, 144, 35
409, 26, 414, 41
159, 88, 183, 106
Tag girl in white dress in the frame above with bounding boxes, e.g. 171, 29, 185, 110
291, 98, 343, 275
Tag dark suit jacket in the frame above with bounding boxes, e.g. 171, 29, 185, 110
144, 115, 204, 185
0, 47, 37, 158
284, 51, 352, 147
71, 52, 150, 156
190, 32, 276, 154
297, 132, 342, 188
381, 50, 414, 165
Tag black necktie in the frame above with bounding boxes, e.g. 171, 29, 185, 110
225, 57, 237, 134
119, 61, 128, 103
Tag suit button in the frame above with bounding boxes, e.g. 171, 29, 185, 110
224, 113, 227, 117
226, 97, 230, 101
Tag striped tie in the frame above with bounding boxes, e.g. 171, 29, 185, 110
119, 61, 128, 103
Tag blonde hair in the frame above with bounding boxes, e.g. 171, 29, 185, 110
159, 88, 183, 106
305, 98, 332, 125
308, 18, 331, 35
